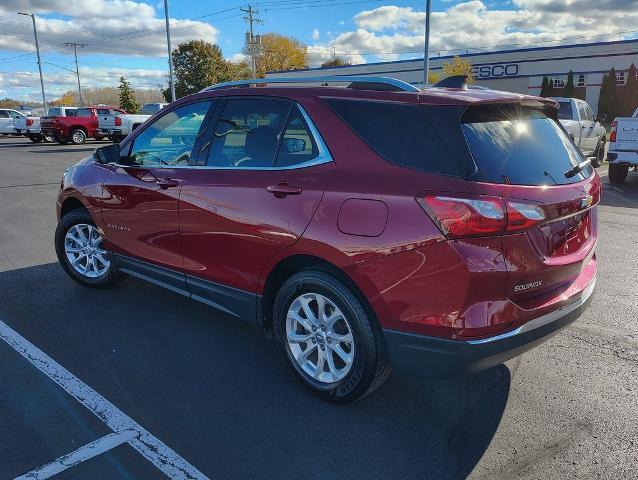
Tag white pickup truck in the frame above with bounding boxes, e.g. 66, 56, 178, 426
607, 107, 638, 184
551, 97, 607, 167
96, 108, 150, 142
13, 115, 53, 142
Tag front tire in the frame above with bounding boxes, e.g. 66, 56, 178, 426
28, 134, 42, 143
592, 138, 605, 168
273, 270, 391, 403
609, 163, 628, 184
55, 209, 117, 288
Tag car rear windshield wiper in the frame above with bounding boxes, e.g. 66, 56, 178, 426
564, 157, 593, 178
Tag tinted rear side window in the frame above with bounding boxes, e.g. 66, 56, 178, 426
461, 105, 591, 185
557, 101, 572, 120
326, 99, 460, 176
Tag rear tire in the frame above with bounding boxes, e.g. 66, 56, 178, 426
70, 128, 87, 145
55, 209, 118, 288
609, 163, 628, 184
273, 270, 391, 403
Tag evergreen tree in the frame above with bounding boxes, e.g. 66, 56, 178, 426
598, 68, 619, 123
624, 63, 638, 117
563, 70, 576, 98
118, 76, 140, 114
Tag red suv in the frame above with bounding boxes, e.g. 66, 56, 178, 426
55, 77, 599, 402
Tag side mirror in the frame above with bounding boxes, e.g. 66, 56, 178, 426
94, 143, 121, 164
284, 137, 306, 153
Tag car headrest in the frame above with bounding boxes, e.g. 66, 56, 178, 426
245, 126, 278, 166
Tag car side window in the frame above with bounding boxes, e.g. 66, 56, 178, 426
206, 98, 291, 168
577, 102, 587, 121
584, 105, 594, 121
274, 107, 319, 167
0, 111, 9, 118
128, 101, 213, 167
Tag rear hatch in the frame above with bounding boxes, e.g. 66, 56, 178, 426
423, 100, 600, 305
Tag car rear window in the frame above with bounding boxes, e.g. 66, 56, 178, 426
325, 98, 461, 177
461, 105, 591, 185
557, 101, 573, 120
77, 108, 92, 117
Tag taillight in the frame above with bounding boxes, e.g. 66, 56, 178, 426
418, 195, 545, 238
115, 116, 122, 126
610, 120, 617, 143
26, 118, 34, 127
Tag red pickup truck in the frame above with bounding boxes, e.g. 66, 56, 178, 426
41, 106, 126, 145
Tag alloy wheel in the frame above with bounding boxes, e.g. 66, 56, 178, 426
64, 223, 110, 278
286, 292, 355, 384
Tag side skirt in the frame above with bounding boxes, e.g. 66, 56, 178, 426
111, 253, 261, 325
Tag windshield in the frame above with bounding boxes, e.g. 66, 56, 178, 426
462, 106, 591, 185
557, 101, 573, 120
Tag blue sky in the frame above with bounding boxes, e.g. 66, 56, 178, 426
0, 0, 636, 100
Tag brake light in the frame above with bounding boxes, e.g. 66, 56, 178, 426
26, 118, 34, 127
418, 195, 545, 238
610, 120, 617, 143
115, 116, 122, 126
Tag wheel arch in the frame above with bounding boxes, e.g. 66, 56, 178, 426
259, 253, 385, 337
59, 195, 89, 220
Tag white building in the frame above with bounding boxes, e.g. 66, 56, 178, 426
267, 39, 638, 114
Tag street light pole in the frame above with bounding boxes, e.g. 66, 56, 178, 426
423, 0, 432, 86
65, 42, 85, 107
163, 0, 176, 102
18, 12, 47, 114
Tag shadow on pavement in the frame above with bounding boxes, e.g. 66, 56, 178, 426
0, 262, 510, 479
600, 169, 638, 208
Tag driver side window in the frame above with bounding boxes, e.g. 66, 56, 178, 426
206, 98, 291, 168
129, 101, 213, 167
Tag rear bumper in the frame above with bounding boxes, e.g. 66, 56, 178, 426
607, 150, 638, 165
97, 128, 122, 135
384, 276, 595, 378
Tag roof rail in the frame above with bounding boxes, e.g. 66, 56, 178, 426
201, 76, 421, 93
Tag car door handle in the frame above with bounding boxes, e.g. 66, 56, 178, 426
267, 182, 302, 198
156, 177, 180, 189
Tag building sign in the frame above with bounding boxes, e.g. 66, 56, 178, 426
472, 63, 519, 79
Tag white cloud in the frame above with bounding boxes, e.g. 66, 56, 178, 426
227, 53, 249, 64
312, 28, 320, 40
307, 0, 638, 66
0, 0, 218, 57
0, 66, 167, 99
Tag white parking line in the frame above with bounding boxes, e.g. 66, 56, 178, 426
0, 319, 208, 480
15, 430, 137, 480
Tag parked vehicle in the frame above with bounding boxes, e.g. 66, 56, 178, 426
14, 115, 53, 143
0, 109, 26, 134
55, 77, 599, 402
607, 107, 638, 183
97, 109, 149, 142
140, 103, 167, 115
42, 107, 110, 145
551, 97, 607, 166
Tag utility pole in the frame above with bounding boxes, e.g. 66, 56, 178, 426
64, 42, 85, 107
241, 5, 262, 79
163, 0, 176, 102
332, 45, 336, 60
423, 0, 432, 86
18, 12, 47, 114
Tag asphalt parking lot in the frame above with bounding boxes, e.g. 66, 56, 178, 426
0, 135, 636, 479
